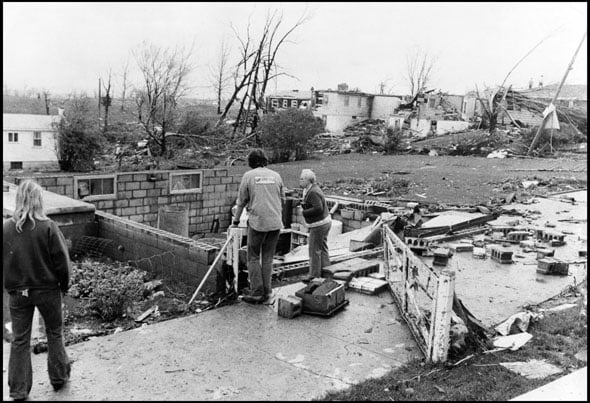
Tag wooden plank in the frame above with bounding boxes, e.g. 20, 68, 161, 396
135, 305, 157, 322
429, 270, 455, 363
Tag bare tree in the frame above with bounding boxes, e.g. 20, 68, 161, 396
210, 39, 231, 115
405, 49, 436, 97
216, 8, 310, 135
120, 59, 130, 111
133, 41, 193, 156
100, 69, 113, 133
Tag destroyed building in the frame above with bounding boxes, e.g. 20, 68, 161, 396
311, 83, 403, 133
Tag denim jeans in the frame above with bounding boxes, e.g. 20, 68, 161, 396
308, 221, 332, 277
8, 288, 70, 399
247, 227, 280, 297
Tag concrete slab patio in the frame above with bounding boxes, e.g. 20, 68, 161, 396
3, 282, 421, 401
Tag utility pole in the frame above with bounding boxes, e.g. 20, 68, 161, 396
527, 32, 586, 155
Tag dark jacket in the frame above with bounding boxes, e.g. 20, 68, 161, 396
301, 184, 329, 225
3, 218, 71, 293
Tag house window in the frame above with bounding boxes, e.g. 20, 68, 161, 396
344, 95, 350, 107
8, 132, 19, 143
74, 174, 116, 201
291, 100, 298, 108
33, 131, 42, 147
10, 161, 23, 170
271, 99, 279, 109
358, 97, 362, 107
170, 171, 202, 194
282, 99, 289, 108
462, 101, 467, 114
352, 116, 357, 120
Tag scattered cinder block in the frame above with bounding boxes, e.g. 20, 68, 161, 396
537, 258, 569, 276
473, 247, 487, 259
449, 242, 474, 252
278, 295, 303, 319
507, 231, 530, 243
536, 247, 555, 259
348, 277, 388, 295
432, 248, 451, 266
490, 245, 513, 264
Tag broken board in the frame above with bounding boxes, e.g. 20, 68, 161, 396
321, 258, 380, 281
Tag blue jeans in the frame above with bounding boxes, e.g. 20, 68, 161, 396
247, 228, 280, 297
308, 221, 332, 277
8, 288, 70, 399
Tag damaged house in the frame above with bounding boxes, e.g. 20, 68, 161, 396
407, 92, 470, 137
265, 89, 312, 112
311, 83, 403, 133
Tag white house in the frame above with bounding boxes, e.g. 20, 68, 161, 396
3, 113, 62, 171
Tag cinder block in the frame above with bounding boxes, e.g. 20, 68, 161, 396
130, 199, 143, 207
133, 190, 147, 198
121, 207, 136, 216
140, 181, 153, 190
133, 173, 147, 182
278, 296, 303, 319
215, 169, 228, 177
147, 189, 160, 197
158, 197, 169, 204
353, 210, 364, 221
214, 184, 226, 193
209, 177, 221, 185
115, 200, 129, 208
126, 182, 140, 191
120, 190, 133, 199
221, 177, 232, 184
118, 174, 133, 183
129, 214, 143, 222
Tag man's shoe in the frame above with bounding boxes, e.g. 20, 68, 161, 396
52, 379, 68, 392
242, 294, 264, 304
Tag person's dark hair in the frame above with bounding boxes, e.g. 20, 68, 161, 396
247, 148, 268, 168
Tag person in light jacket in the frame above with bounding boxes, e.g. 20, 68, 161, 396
3, 180, 72, 400
231, 149, 285, 303
298, 169, 331, 279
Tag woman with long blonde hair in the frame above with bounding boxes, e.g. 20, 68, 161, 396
3, 180, 72, 400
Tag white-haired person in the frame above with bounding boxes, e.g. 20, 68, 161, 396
3, 180, 72, 400
298, 169, 331, 280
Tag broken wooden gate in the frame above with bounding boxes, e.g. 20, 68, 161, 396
382, 225, 455, 362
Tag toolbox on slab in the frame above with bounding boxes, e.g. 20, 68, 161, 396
295, 278, 346, 314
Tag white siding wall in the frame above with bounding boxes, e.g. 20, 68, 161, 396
3, 130, 59, 170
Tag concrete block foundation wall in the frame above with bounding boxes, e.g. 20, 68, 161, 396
8, 167, 246, 237
95, 211, 221, 289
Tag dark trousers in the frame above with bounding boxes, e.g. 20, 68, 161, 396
247, 227, 280, 297
308, 221, 332, 277
8, 288, 70, 399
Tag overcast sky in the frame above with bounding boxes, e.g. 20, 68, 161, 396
3, 2, 587, 98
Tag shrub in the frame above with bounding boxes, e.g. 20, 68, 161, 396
258, 108, 325, 163
383, 127, 403, 154
88, 270, 145, 321
69, 259, 147, 322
